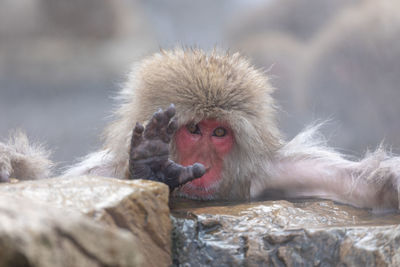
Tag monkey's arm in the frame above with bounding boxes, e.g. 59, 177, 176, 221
0, 131, 52, 181
128, 105, 206, 190
253, 127, 400, 212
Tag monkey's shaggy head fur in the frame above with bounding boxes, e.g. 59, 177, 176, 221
105, 48, 282, 199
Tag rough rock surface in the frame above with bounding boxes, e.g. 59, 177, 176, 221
171, 199, 400, 266
0, 176, 171, 267
0, 194, 142, 267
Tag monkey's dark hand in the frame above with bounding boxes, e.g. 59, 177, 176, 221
128, 104, 206, 190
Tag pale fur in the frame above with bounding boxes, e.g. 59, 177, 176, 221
263, 125, 400, 211
2, 48, 399, 211
0, 131, 53, 180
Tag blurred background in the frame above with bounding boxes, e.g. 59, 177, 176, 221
1, 0, 399, 170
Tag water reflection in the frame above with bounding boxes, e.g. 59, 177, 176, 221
170, 197, 400, 228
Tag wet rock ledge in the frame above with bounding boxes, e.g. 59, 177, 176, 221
0, 176, 171, 267
170, 199, 400, 266
1, 176, 400, 267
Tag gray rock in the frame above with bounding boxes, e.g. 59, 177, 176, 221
171, 199, 400, 266
0, 194, 142, 267
0, 176, 172, 267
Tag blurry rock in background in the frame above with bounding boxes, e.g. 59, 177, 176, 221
0, 0, 399, 169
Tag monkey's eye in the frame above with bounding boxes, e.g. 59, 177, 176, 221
213, 127, 227, 137
187, 124, 201, 135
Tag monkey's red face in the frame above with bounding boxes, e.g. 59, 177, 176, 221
175, 120, 234, 198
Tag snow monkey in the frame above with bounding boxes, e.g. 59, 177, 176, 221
1, 48, 400, 212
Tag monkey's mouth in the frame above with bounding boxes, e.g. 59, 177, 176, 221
179, 167, 222, 198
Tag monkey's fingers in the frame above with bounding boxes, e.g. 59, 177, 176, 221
144, 109, 163, 139
158, 118, 178, 143
163, 161, 206, 189
161, 104, 178, 142
165, 104, 176, 119
131, 122, 144, 148
144, 105, 176, 140
166, 118, 178, 135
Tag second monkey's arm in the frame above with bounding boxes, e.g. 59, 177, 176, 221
128, 104, 206, 190
255, 127, 400, 213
